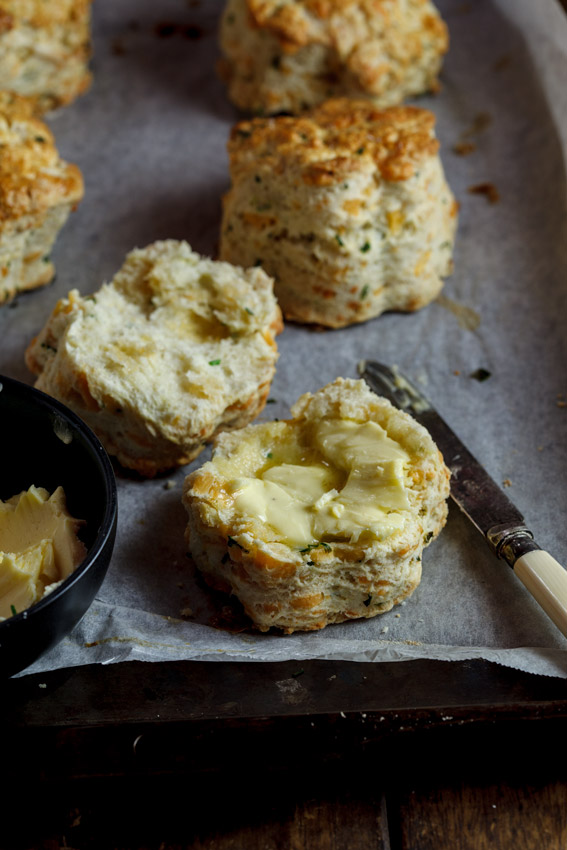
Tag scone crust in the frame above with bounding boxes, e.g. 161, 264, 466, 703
0, 91, 83, 304
219, 0, 448, 114
183, 377, 450, 633
220, 98, 457, 328
25, 240, 283, 476
0, 0, 92, 112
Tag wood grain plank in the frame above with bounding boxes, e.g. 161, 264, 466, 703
397, 780, 567, 850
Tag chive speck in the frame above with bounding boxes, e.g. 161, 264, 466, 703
209, 359, 221, 366
363, 595, 372, 607
10, 604, 17, 616
335, 234, 344, 247
360, 285, 370, 300
360, 242, 371, 253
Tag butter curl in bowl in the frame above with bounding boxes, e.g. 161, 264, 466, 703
183, 377, 450, 633
0, 375, 117, 677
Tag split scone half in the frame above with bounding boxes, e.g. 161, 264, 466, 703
183, 378, 450, 633
219, 0, 448, 115
220, 97, 457, 328
25, 240, 283, 477
0, 91, 83, 305
0, 0, 92, 113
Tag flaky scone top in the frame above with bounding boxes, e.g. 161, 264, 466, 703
228, 99, 439, 185
0, 92, 83, 222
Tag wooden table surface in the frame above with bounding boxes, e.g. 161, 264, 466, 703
4, 656, 567, 849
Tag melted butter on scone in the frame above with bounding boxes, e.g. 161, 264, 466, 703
220, 418, 410, 546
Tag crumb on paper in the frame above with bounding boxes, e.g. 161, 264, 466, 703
164, 479, 176, 490
468, 182, 500, 204
453, 141, 477, 156
493, 54, 511, 72
395, 613, 401, 618
453, 370, 461, 376
39, 682, 47, 689
503, 478, 512, 488
180, 607, 193, 617
381, 625, 389, 634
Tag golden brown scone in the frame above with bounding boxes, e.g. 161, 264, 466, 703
183, 377, 450, 633
220, 98, 457, 328
219, 0, 448, 115
0, 0, 92, 113
25, 240, 283, 477
0, 92, 83, 305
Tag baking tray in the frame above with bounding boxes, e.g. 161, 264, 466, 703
2, 0, 567, 695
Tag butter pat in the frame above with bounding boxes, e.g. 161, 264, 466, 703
0, 486, 86, 619
229, 418, 410, 547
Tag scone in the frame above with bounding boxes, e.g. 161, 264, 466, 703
0, 91, 83, 305
183, 377, 450, 633
220, 97, 457, 328
219, 0, 448, 115
0, 0, 92, 113
25, 240, 283, 477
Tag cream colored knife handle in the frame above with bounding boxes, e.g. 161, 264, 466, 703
514, 550, 567, 638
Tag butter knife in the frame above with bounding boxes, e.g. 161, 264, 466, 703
360, 360, 567, 639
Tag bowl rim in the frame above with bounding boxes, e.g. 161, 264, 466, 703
0, 374, 118, 629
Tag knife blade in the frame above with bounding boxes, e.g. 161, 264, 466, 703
360, 360, 567, 639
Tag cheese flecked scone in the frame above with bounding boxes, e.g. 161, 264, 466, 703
219, 0, 448, 115
0, 91, 83, 305
25, 240, 283, 477
183, 378, 450, 633
220, 97, 457, 328
0, 0, 92, 113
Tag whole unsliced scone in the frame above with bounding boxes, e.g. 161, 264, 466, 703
219, 0, 448, 115
220, 98, 457, 328
183, 377, 450, 633
25, 240, 283, 477
0, 0, 92, 113
0, 91, 83, 305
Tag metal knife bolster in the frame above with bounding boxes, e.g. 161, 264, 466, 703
360, 361, 539, 569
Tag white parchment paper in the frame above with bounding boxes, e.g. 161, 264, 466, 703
3, 0, 567, 678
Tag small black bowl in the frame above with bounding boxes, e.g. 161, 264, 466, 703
0, 375, 117, 677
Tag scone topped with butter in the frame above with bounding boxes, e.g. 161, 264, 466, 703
219, 0, 448, 115
0, 91, 83, 305
183, 378, 450, 633
26, 240, 283, 477
220, 98, 457, 328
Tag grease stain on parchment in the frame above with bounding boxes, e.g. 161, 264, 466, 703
436, 295, 481, 331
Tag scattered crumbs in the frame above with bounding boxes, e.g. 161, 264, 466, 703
453, 141, 476, 156
453, 370, 461, 376
470, 368, 491, 382
39, 683, 47, 689
381, 625, 389, 634
163, 479, 176, 490
441, 715, 454, 721
340, 711, 346, 718
468, 182, 500, 204
394, 613, 401, 618
180, 607, 193, 617
328, 674, 337, 681
503, 478, 512, 488
492, 805, 497, 809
